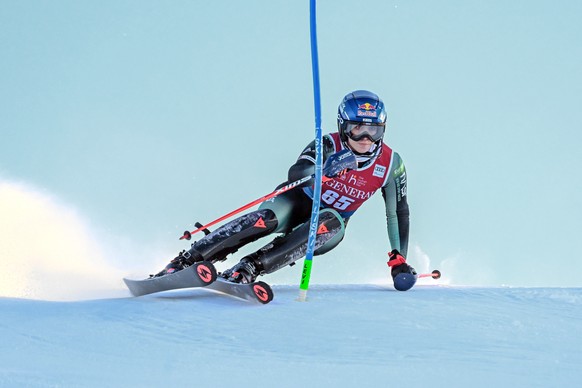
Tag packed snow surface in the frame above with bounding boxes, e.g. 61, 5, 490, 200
2, 285, 580, 387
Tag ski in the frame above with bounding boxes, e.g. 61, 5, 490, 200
124, 261, 274, 304
123, 261, 217, 297
206, 277, 274, 305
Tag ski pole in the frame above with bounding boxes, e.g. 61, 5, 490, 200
179, 174, 331, 240
417, 270, 441, 279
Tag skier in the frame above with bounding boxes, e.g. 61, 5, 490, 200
154, 90, 416, 290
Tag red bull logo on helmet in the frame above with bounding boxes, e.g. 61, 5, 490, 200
357, 102, 378, 117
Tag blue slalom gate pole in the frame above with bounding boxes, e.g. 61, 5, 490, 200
298, 0, 323, 302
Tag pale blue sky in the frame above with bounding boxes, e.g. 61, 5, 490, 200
1, 1, 581, 286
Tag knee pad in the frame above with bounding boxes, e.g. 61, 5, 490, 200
252, 208, 345, 274
314, 208, 345, 255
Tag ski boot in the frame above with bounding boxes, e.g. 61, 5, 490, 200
151, 250, 203, 278
220, 258, 260, 284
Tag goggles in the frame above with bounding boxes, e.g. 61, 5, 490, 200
345, 122, 385, 142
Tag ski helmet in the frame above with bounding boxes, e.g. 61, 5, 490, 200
337, 90, 387, 146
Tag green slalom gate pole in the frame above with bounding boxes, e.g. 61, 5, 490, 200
298, 0, 322, 302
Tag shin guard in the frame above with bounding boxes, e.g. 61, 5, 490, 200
187, 209, 278, 263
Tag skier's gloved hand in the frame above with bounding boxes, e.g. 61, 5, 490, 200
387, 249, 416, 279
388, 249, 417, 291
323, 149, 357, 179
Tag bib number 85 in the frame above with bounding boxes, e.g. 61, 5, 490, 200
321, 189, 355, 211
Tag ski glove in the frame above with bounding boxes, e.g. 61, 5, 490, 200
323, 149, 357, 179
387, 249, 417, 279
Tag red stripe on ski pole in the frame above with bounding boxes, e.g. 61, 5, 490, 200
180, 174, 330, 240
417, 270, 441, 279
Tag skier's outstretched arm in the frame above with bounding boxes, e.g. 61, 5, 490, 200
381, 152, 409, 257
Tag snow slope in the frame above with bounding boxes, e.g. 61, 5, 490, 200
1, 179, 580, 387
1, 285, 580, 388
